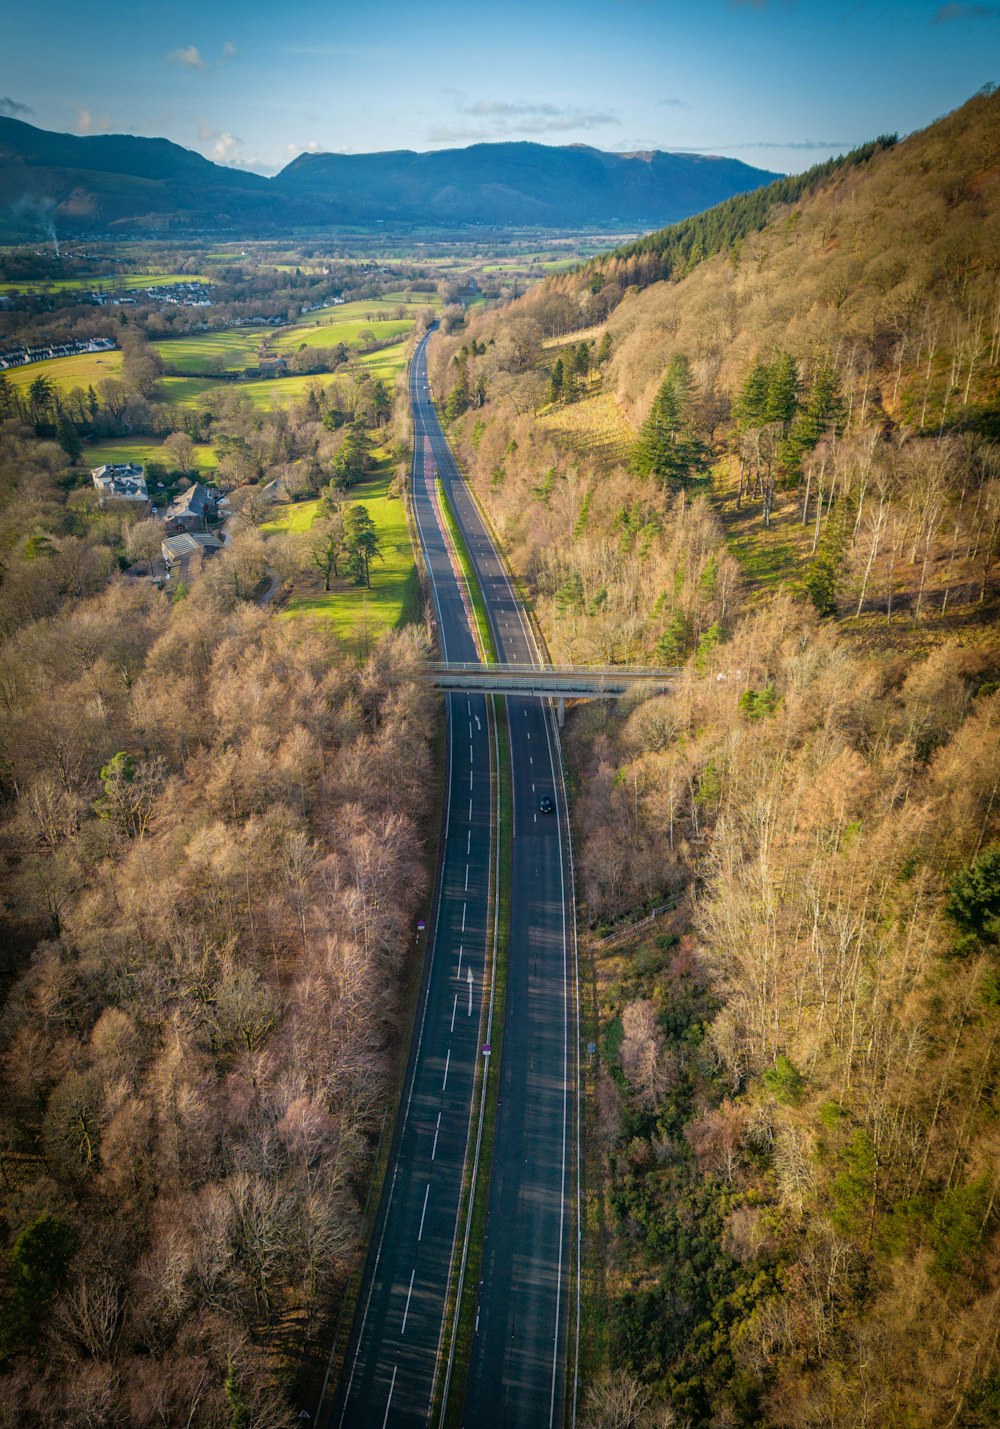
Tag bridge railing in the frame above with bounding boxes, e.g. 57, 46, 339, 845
426, 662, 685, 678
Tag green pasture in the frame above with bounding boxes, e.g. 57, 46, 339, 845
3, 314, 409, 412
5, 349, 123, 391
354, 344, 408, 380
261, 499, 320, 535
0, 273, 210, 293
153, 328, 272, 374
300, 295, 433, 325
154, 373, 328, 410
158, 376, 220, 407
269, 465, 419, 652
277, 317, 412, 352
84, 437, 217, 472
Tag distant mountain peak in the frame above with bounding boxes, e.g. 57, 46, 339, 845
0, 117, 782, 238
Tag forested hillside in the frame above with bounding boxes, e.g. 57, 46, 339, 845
0, 423, 434, 1423
429, 86, 1000, 1427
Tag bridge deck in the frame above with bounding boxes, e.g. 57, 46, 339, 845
426, 663, 683, 697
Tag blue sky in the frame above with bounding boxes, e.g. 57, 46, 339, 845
0, 1, 996, 175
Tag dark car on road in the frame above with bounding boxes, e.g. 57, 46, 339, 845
538, 795, 554, 814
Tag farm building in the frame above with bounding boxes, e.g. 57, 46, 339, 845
160, 531, 223, 577
165, 482, 217, 533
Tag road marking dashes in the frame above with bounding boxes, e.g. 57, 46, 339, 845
401, 1270, 416, 1334
418, 1184, 430, 1241
382, 1366, 397, 1427
442, 1048, 451, 1090
431, 1111, 441, 1160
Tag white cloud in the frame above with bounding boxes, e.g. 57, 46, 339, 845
221, 40, 239, 60
210, 132, 240, 162
76, 108, 112, 135
430, 97, 619, 144
167, 45, 206, 71
286, 140, 322, 159
678, 138, 853, 151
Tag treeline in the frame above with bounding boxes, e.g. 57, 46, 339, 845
0, 422, 434, 1424
604, 135, 898, 286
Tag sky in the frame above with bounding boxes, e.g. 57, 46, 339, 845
0, 1, 996, 177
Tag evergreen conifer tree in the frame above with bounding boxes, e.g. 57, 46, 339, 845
631, 355, 707, 484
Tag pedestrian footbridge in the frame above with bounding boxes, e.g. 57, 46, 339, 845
426, 663, 683, 722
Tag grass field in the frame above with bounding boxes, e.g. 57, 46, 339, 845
0, 274, 210, 293
5, 352, 395, 412
84, 437, 217, 472
303, 296, 435, 324
276, 317, 413, 352
5, 309, 411, 410
155, 373, 333, 410
5, 349, 124, 391
261, 499, 321, 535
354, 344, 409, 380
267, 463, 420, 652
153, 329, 272, 374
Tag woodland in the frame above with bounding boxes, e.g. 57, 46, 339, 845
0, 399, 434, 1425
428, 86, 1000, 1427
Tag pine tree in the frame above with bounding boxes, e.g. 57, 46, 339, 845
782, 362, 845, 479
549, 357, 565, 404
734, 363, 771, 429
56, 415, 82, 463
631, 355, 707, 484
764, 351, 800, 429
445, 351, 470, 421
343, 503, 383, 588
596, 331, 612, 366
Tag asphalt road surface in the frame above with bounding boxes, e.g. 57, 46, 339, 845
328, 330, 574, 1428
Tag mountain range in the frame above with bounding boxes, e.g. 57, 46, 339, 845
0, 117, 781, 238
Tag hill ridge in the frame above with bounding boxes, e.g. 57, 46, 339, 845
0, 116, 780, 238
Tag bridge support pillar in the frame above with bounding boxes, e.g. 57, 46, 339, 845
557, 696, 565, 728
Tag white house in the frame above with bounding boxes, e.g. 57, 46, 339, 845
91, 463, 148, 503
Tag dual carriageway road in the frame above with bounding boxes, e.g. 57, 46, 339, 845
327, 330, 578, 1428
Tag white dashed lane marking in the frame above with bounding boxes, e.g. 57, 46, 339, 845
401, 1270, 416, 1334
